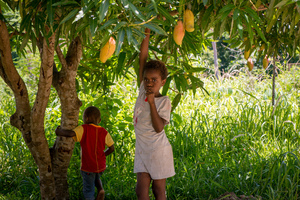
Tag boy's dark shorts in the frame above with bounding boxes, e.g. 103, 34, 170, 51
81, 170, 104, 200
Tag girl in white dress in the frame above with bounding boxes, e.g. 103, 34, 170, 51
133, 28, 175, 200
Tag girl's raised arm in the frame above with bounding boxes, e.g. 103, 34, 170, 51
139, 28, 150, 84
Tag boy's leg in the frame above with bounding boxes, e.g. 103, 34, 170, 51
136, 172, 151, 200
81, 171, 96, 200
152, 179, 166, 200
95, 173, 105, 200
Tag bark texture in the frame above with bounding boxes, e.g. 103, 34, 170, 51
0, 16, 57, 199
33, 29, 57, 199
51, 36, 83, 200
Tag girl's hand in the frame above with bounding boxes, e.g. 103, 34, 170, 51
146, 89, 155, 104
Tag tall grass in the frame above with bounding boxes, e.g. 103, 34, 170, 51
1, 67, 300, 199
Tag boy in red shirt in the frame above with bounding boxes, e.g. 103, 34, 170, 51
56, 106, 114, 200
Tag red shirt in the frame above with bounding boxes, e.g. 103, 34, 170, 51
73, 124, 114, 173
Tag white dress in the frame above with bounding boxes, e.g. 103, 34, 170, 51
133, 81, 175, 180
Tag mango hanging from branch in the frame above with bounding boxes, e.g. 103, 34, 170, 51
173, 20, 185, 45
263, 55, 269, 69
183, 9, 194, 32
247, 58, 254, 71
100, 37, 116, 63
244, 49, 250, 60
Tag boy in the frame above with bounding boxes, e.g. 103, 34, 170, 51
55, 106, 115, 200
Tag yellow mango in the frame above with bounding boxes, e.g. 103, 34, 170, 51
100, 37, 116, 63
263, 55, 269, 69
184, 9, 194, 32
244, 49, 250, 60
247, 58, 253, 71
173, 21, 185, 45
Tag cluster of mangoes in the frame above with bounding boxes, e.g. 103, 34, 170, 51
245, 48, 269, 71
173, 9, 194, 45
100, 9, 195, 62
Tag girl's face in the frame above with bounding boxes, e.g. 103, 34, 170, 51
143, 69, 166, 96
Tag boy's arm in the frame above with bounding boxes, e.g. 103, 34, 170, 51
55, 126, 76, 137
139, 28, 150, 84
104, 144, 114, 156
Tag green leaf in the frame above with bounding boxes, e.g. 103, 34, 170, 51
99, 18, 118, 31
131, 35, 140, 52
237, 89, 258, 100
171, 93, 182, 112
126, 27, 132, 45
219, 4, 235, 14
116, 28, 125, 55
112, 21, 127, 32
20, 14, 31, 32
60, 9, 79, 25
219, 9, 233, 23
121, 0, 129, 9
31, 35, 37, 54
128, 2, 146, 21
251, 20, 267, 43
162, 76, 172, 96
179, 0, 184, 16
75, 23, 89, 34
100, 34, 110, 49
117, 52, 126, 75
233, 9, 239, 20
244, 6, 262, 23
201, 5, 214, 29
275, 0, 291, 8
20, 34, 29, 52
47, 0, 54, 27
83, 1, 94, 14
150, 0, 158, 13
157, 6, 176, 24
132, 28, 145, 38
52, 1, 79, 6
148, 45, 167, 54
99, 0, 109, 24
89, 16, 98, 37
236, 17, 243, 38
187, 67, 206, 73
141, 23, 167, 36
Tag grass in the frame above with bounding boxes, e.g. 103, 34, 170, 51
1, 66, 300, 199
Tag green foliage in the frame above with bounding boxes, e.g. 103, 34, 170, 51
1, 64, 300, 199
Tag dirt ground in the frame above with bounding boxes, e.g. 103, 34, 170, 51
213, 192, 262, 200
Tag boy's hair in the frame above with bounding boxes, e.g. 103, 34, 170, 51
143, 60, 168, 80
83, 106, 101, 123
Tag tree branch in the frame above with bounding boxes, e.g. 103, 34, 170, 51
0, 14, 34, 154
32, 28, 55, 129
55, 44, 68, 70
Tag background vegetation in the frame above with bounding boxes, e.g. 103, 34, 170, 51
1, 51, 300, 199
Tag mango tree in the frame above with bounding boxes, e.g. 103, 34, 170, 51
1, 0, 299, 199
0, 0, 204, 199
203, 0, 300, 105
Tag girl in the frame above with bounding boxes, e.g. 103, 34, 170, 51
133, 28, 175, 200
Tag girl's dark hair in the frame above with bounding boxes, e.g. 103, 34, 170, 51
143, 60, 168, 80
83, 106, 101, 123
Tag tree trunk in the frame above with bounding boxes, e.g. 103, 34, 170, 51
1, 18, 57, 199
212, 41, 220, 80
272, 59, 276, 106
33, 28, 57, 200
51, 36, 83, 199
